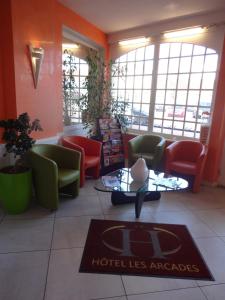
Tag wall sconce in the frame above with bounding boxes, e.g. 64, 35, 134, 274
28, 44, 44, 88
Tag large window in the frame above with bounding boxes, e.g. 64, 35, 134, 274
62, 50, 88, 124
112, 43, 218, 139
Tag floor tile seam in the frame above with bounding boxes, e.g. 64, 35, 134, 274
199, 285, 214, 300
50, 246, 84, 252
43, 211, 56, 300
123, 285, 206, 298
188, 210, 223, 236
90, 293, 127, 300
55, 213, 102, 218
1, 217, 55, 224
3, 216, 55, 221
120, 275, 128, 298
194, 234, 223, 240
0, 249, 49, 255
197, 282, 225, 288
217, 236, 225, 245
187, 205, 225, 211
98, 195, 104, 215
97, 192, 108, 216
54, 214, 103, 220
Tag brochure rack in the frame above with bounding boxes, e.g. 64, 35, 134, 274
98, 118, 125, 175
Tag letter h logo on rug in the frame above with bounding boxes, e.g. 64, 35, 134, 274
102, 225, 182, 259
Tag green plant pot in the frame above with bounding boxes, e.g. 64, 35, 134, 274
0, 168, 32, 214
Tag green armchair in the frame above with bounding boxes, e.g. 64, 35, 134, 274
128, 134, 165, 170
28, 144, 80, 210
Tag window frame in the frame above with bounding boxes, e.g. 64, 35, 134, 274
111, 42, 218, 140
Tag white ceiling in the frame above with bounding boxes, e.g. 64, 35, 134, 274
59, 0, 225, 33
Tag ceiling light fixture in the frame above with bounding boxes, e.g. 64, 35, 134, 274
164, 27, 206, 38
62, 43, 79, 49
118, 37, 150, 46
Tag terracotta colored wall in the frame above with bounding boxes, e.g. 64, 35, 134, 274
0, 0, 17, 120
10, 0, 61, 138
204, 35, 225, 182
0, 0, 109, 141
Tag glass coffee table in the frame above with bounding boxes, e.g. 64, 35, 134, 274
94, 168, 188, 218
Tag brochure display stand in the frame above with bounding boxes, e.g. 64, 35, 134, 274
98, 118, 125, 175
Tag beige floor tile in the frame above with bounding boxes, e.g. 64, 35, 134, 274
194, 209, 225, 235
45, 248, 125, 300
52, 215, 103, 249
122, 275, 197, 294
0, 251, 49, 300
0, 218, 54, 253
79, 179, 99, 196
152, 210, 201, 226
195, 237, 225, 285
4, 204, 55, 220
201, 283, 225, 300
127, 287, 206, 300
56, 195, 102, 217
1, 184, 225, 300
104, 211, 155, 223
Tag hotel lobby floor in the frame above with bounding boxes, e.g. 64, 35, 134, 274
0, 181, 225, 300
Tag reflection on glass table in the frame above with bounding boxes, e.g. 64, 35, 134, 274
94, 168, 188, 218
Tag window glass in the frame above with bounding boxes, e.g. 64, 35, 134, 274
111, 42, 218, 138
62, 52, 89, 124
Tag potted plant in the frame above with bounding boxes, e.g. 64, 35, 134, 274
74, 48, 129, 136
0, 112, 42, 214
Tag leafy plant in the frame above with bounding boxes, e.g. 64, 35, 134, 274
0, 112, 42, 172
62, 50, 78, 126
76, 48, 129, 135
76, 48, 107, 135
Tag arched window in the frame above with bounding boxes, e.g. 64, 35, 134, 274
111, 43, 218, 139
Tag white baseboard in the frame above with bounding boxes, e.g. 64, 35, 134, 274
36, 135, 61, 145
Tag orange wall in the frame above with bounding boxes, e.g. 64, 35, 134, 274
205, 35, 225, 182
0, 0, 17, 121
10, 0, 61, 138
0, 0, 109, 140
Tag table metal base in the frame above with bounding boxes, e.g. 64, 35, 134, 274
111, 191, 161, 218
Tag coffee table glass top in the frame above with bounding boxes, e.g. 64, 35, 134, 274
95, 168, 188, 193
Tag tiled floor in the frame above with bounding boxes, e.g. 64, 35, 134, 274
1, 181, 225, 300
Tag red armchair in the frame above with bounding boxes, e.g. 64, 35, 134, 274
61, 136, 102, 187
165, 140, 207, 193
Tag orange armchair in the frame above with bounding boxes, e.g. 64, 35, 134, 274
165, 140, 207, 193
61, 136, 102, 187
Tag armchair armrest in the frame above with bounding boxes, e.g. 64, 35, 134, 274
196, 144, 207, 170
83, 139, 102, 156
51, 145, 81, 170
28, 150, 58, 177
154, 138, 166, 166
128, 136, 142, 153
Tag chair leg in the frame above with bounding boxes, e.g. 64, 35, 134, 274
61, 179, 80, 198
93, 165, 100, 179
192, 174, 202, 193
80, 169, 85, 187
